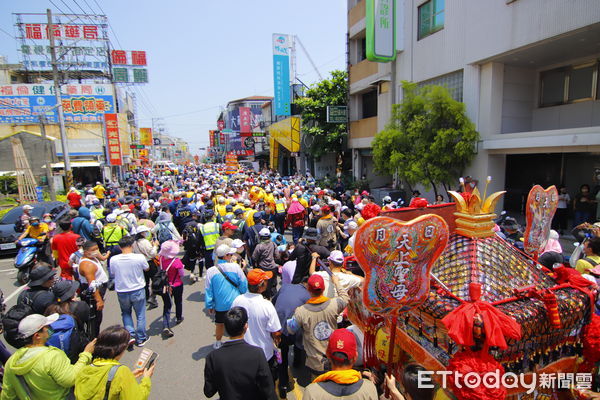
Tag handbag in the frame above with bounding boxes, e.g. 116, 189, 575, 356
215, 263, 241, 293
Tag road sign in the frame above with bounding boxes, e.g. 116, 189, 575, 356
327, 106, 348, 123
153, 138, 161, 145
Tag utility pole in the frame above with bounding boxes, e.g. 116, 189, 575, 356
38, 115, 56, 201
47, 9, 73, 189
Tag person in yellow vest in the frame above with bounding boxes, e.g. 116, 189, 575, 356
93, 181, 106, 205
264, 188, 275, 214
296, 192, 309, 209
215, 197, 227, 218
273, 192, 287, 235
200, 209, 220, 270
245, 207, 257, 228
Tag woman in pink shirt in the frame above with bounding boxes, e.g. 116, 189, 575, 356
158, 240, 185, 338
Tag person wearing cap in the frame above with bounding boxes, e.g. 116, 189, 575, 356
287, 273, 349, 379
67, 187, 83, 209
344, 221, 359, 254
302, 328, 377, 400
16, 263, 56, 315
48, 280, 90, 333
203, 307, 277, 400
308, 204, 321, 228
215, 221, 237, 250
309, 250, 363, 298
205, 244, 248, 349
230, 208, 246, 240
132, 225, 159, 309
290, 227, 330, 285
157, 240, 186, 338
229, 238, 247, 270
1, 313, 96, 400
16, 215, 49, 245
316, 206, 340, 251
273, 191, 287, 235
101, 213, 129, 251
18, 204, 34, 230
284, 197, 307, 245
252, 228, 280, 299
244, 212, 267, 259
231, 269, 281, 373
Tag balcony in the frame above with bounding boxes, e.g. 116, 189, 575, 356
348, 0, 365, 28
350, 116, 378, 140
350, 59, 378, 85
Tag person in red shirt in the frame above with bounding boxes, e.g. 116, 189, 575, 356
51, 218, 80, 280
67, 187, 82, 209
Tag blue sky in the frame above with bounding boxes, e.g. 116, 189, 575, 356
0, 0, 347, 154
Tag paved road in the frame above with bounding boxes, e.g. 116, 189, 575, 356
0, 256, 305, 399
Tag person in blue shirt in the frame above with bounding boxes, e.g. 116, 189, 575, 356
205, 244, 248, 350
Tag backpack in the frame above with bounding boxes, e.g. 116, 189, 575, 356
182, 224, 201, 250
247, 225, 261, 252
151, 257, 176, 294
46, 314, 89, 364
2, 297, 38, 348
156, 222, 173, 244
14, 218, 25, 233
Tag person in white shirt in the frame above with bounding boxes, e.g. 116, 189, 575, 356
110, 236, 150, 347
231, 269, 282, 367
309, 250, 363, 298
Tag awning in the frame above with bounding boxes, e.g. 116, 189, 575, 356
48, 161, 101, 168
268, 116, 301, 170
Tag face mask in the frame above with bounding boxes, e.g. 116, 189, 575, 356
44, 218, 51, 223
31, 222, 39, 227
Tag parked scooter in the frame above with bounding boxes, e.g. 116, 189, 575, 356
14, 238, 42, 284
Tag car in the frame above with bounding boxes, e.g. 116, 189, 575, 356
0, 201, 69, 256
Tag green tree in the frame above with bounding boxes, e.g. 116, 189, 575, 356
294, 70, 348, 158
372, 81, 479, 196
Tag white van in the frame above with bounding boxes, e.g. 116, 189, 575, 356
153, 160, 179, 174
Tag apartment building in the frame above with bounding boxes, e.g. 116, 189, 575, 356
348, 0, 600, 209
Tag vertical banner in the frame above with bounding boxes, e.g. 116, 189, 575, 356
272, 33, 291, 116
366, 0, 396, 62
139, 127, 153, 146
240, 107, 252, 134
217, 120, 225, 131
104, 113, 122, 166
209, 130, 215, 147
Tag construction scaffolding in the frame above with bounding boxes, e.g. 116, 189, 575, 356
11, 138, 38, 204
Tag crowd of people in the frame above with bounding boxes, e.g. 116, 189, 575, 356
1, 163, 599, 399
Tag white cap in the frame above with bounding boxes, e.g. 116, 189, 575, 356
311, 204, 321, 212
231, 239, 245, 249
347, 221, 358, 230
18, 313, 59, 338
215, 244, 236, 258
23, 205, 34, 210
106, 213, 117, 223
259, 227, 271, 237
328, 250, 344, 265
356, 203, 364, 211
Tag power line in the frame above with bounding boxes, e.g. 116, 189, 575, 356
0, 27, 15, 39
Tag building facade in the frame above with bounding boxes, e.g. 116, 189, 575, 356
348, 0, 600, 208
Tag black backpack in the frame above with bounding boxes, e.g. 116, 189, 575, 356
151, 258, 175, 294
14, 218, 25, 233
3, 302, 36, 348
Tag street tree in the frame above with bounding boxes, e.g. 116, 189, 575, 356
294, 70, 348, 158
372, 81, 479, 196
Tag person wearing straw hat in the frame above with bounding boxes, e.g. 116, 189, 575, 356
1, 314, 96, 400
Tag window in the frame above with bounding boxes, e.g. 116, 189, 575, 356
418, 0, 444, 40
417, 70, 463, 102
360, 38, 367, 62
362, 90, 378, 118
540, 62, 598, 107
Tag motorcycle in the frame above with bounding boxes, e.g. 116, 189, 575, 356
14, 238, 42, 285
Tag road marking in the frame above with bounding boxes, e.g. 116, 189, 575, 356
0, 269, 17, 273
3, 284, 28, 304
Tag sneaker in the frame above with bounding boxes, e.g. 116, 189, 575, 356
127, 338, 135, 351
176, 317, 184, 325
162, 328, 174, 338
213, 340, 222, 349
147, 302, 158, 310
136, 338, 149, 347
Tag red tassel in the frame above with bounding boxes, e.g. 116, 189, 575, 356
582, 314, 600, 372
447, 349, 507, 400
361, 203, 381, 220
441, 283, 521, 350
542, 290, 561, 329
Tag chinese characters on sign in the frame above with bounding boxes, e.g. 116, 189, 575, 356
366, 0, 396, 62
272, 34, 291, 116
104, 113, 122, 166
0, 84, 115, 124
139, 128, 153, 146
110, 50, 149, 83
23, 23, 102, 40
